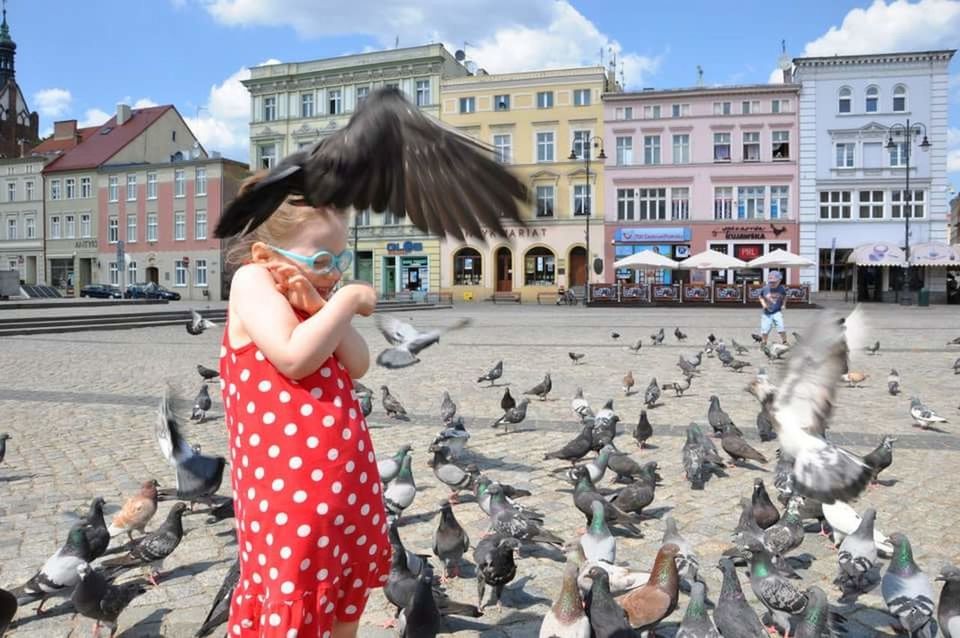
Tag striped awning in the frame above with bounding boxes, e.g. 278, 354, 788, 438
908, 241, 960, 266
846, 242, 906, 267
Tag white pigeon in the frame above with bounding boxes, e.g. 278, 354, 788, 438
821, 499, 893, 555
909, 397, 948, 429
374, 315, 471, 369
571, 387, 592, 422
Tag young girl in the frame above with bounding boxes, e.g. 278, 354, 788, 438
219, 174, 390, 638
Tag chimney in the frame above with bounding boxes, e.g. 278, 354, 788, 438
116, 103, 132, 126
53, 120, 78, 140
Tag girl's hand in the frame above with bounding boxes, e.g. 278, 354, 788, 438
267, 262, 326, 315
336, 281, 378, 317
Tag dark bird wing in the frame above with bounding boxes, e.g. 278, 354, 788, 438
156, 388, 226, 498
195, 559, 239, 637
758, 577, 807, 614
215, 87, 528, 241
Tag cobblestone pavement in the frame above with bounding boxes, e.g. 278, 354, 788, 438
0, 303, 958, 637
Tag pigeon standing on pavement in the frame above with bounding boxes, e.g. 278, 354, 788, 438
662, 516, 701, 593
720, 424, 768, 466
539, 561, 589, 638
651, 328, 665, 345
790, 586, 842, 638
474, 533, 520, 611
155, 390, 226, 508
682, 424, 726, 490
432, 417, 470, 459
108, 479, 159, 541
634, 410, 653, 449
14, 525, 92, 611
428, 445, 478, 502
756, 405, 776, 443
569, 352, 585, 365
834, 508, 881, 598
580, 501, 616, 564
71, 562, 147, 638
501, 387, 516, 412
440, 391, 457, 424
492, 398, 530, 435
728, 360, 751, 373
186, 309, 216, 335
644, 378, 660, 408
381, 385, 409, 419
374, 315, 472, 368
80, 497, 111, 560
676, 580, 720, 638
745, 540, 808, 633
663, 373, 693, 397
628, 339, 643, 354
571, 387, 591, 422
888, 369, 901, 396
378, 444, 412, 484
731, 339, 749, 355
622, 371, 635, 396
196, 364, 219, 381
100, 502, 189, 586
195, 559, 240, 637
585, 566, 634, 638
708, 395, 740, 437
882, 533, 936, 638
0, 587, 14, 636
434, 502, 470, 581
610, 331, 621, 341
866, 340, 880, 355
384, 454, 417, 516
544, 424, 594, 464
0, 432, 10, 465
675, 327, 688, 342
715, 557, 767, 638
953, 357, 960, 375
191, 385, 212, 422
937, 564, 960, 638
524, 373, 552, 401
909, 397, 948, 429
864, 435, 897, 486
752, 479, 781, 529
842, 371, 869, 387
478, 360, 503, 386
616, 543, 680, 631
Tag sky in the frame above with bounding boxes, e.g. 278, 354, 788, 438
10, 0, 960, 193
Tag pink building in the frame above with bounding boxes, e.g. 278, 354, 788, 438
602, 84, 800, 285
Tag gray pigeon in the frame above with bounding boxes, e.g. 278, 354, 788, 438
644, 378, 660, 408
388, 516, 428, 578
678, 356, 698, 376
729, 360, 752, 373
398, 568, 441, 638
14, 525, 92, 611
381, 385, 409, 419
937, 564, 960, 638
585, 566, 634, 638
374, 315, 471, 368
501, 387, 516, 412
474, 533, 520, 611
866, 340, 880, 355
155, 390, 225, 508
675, 327, 688, 342
756, 406, 776, 442
715, 557, 767, 638
428, 444, 478, 502
0, 588, 14, 636
556, 444, 614, 485
524, 373, 552, 401
888, 369, 901, 396
708, 395, 740, 436
196, 364, 219, 381
0, 432, 9, 465
634, 410, 653, 448
478, 360, 503, 385
790, 586, 844, 638
590, 401, 619, 451
71, 562, 147, 638
539, 560, 590, 638
663, 374, 693, 397
100, 502, 188, 586
628, 339, 643, 354
676, 581, 720, 638
434, 502, 470, 581
384, 454, 417, 516
718, 347, 735, 367
186, 309, 216, 335
731, 339, 749, 355
863, 435, 897, 485
358, 391, 373, 417
486, 483, 562, 546
440, 391, 457, 424
882, 533, 936, 638
953, 357, 960, 375
191, 385, 211, 422
378, 444, 412, 483
909, 397, 948, 429
663, 516, 700, 592
745, 541, 808, 633
682, 424, 726, 490
492, 398, 529, 434
835, 507, 880, 598
544, 424, 594, 464
580, 501, 616, 564
432, 417, 470, 459
651, 328, 665, 345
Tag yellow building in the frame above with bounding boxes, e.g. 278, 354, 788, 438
440, 66, 618, 302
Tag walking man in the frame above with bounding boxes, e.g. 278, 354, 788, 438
759, 271, 788, 345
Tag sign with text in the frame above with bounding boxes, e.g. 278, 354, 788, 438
386, 241, 423, 255
615, 227, 691, 243
711, 224, 791, 240
480, 227, 548, 239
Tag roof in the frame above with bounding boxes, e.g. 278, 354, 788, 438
31, 125, 101, 157
42, 105, 174, 173
604, 83, 800, 101
794, 49, 955, 66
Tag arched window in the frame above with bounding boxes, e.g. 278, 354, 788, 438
865, 86, 879, 113
453, 248, 481, 285
893, 85, 907, 112
524, 246, 556, 286
838, 87, 852, 114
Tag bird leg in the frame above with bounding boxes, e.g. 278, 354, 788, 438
36, 596, 48, 614
92, 621, 101, 638
148, 570, 161, 587
448, 492, 460, 504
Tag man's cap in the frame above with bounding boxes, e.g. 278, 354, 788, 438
768, 271, 783, 282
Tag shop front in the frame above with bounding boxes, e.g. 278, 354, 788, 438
0, 246, 43, 285
691, 222, 800, 285
349, 238, 440, 299
46, 238, 99, 296
605, 226, 692, 286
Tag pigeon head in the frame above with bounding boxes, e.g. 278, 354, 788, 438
716, 556, 737, 572
0, 433, 9, 441
585, 565, 609, 583
380, 386, 390, 396
75, 561, 94, 580
936, 564, 960, 582
142, 479, 160, 498
168, 502, 189, 518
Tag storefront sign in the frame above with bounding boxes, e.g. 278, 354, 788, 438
711, 224, 790, 240
75, 239, 98, 249
480, 227, 548, 239
615, 227, 691, 243
386, 241, 423, 255
734, 244, 763, 261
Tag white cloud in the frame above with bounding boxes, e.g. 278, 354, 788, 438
133, 98, 159, 109
34, 88, 73, 117
78, 108, 111, 128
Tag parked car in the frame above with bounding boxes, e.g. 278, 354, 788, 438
79, 284, 123, 299
125, 282, 181, 301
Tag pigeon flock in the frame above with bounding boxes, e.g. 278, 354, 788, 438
1, 308, 959, 638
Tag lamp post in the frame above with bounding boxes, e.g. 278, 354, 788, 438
568, 136, 606, 305
885, 120, 930, 300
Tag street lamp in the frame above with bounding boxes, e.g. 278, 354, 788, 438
885, 120, 930, 299
568, 136, 606, 304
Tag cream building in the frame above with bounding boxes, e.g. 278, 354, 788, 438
0, 155, 46, 284
439, 66, 618, 302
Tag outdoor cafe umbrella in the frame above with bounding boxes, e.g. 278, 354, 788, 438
613, 249, 680, 270
677, 249, 747, 269
747, 248, 815, 268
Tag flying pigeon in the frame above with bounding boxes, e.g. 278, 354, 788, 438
628, 339, 643, 354
381, 385, 409, 419
882, 533, 936, 638
186, 309, 216, 335
196, 364, 219, 381
155, 390, 226, 508
195, 559, 239, 637
651, 328, 665, 345
213, 86, 528, 242
71, 562, 147, 638
569, 352, 585, 365
108, 479, 159, 541
13, 525, 92, 611
478, 360, 503, 385
524, 373, 552, 401
100, 502, 189, 586
492, 398, 530, 435
909, 397, 948, 429
374, 315, 472, 368
191, 385, 211, 422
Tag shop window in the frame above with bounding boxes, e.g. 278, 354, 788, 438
819, 248, 853, 292
524, 247, 555, 286
453, 248, 482, 286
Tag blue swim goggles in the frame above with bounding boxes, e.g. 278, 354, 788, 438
268, 245, 353, 276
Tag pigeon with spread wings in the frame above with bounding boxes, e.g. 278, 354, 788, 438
374, 315, 472, 369
214, 87, 528, 241
770, 307, 872, 503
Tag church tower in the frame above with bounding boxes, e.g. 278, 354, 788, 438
0, 1, 39, 157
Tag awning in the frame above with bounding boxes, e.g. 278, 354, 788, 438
613, 250, 680, 270
846, 242, 906, 267
747, 249, 815, 268
908, 241, 960, 266
677, 249, 747, 270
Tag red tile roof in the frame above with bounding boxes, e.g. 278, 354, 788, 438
31, 125, 101, 156
42, 105, 174, 173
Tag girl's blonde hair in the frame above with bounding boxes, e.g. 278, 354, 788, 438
223, 171, 339, 270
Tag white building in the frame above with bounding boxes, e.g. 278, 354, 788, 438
0, 155, 47, 284
794, 49, 956, 300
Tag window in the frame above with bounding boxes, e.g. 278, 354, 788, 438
742, 131, 760, 161
615, 136, 633, 165
638, 188, 667, 220
493, 134, 511, 164
838, 87, 851, 113
865, 86, 879, 113
63, 178, 75, 199
572, 130, 591, 160
355, 209, 370, 226
573, 89, 591, 106
174, 211, 186, 240
108, 176, 118, 201
573, 184, 591, 216
893, 85, 907, 112
174, 260, 187, 287
770, 186, 789, 219
6, 182, 13, 202
24, 216, 35, 239
643, 105, 661, 119
819, 191, 852, 219
6, 217, 15, 239
672, 134, 689, 164
109, 262, 119, 285
63, 214, 75, 238
172, 130, 177, 142
108, 216, 119, 242
50, 216, 61, 239
195, 259, 208, 287
383, 210, 401, 225
617, 188, 636, 221
80, 177, 91, 198
835, 143, 855, 168
328, 89, 342, 115
126, 175, 136, 200
891, 190, 924, 218
536, 91, 553, 108
453, 248, 481, 286
643, 135, 661, 165
615, 106, 633, 120
771, 99, 790, 113
415, 79, 431, 107
263, 96, 276, 121
80, 213, 91, 238
494, 94, 510, 111
713, 133, 731, 161
128, 260, 137, 285
671, 187, 690, 220
147, 213, 157, 241
195, 209, 207, 239
671, 103, 690, 117
713, 101, 732, 115
536, 131, 555, 162
356, 86, 370, 105
714, 187, 733, 219
772, 131, 790, 160
174, 169, 185, 197
535, 185, 555, 217
858, 190, 884, 219
889, 142, 908, 167
144, 172, 156, 199
458, 97, 475, 114
737, 186, 765, 219
524, 247, 555, 286
257, 144, 276, 170
50, 179, 61, 200
300, 92, 314, 118
126, 214, 137, 242
25, 180, 33, 200
741, 100, 759, 114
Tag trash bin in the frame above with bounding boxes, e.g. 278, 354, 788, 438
918, 288, 930, 307
463, 291, 474, 301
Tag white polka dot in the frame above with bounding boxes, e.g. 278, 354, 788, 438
263, 412, 276, 425
338, 378, 345, 389
248, 434, 261, 447
333, 396, 343, 408
279, 546, 292, 559
234, 436, 242, 448
368, 451, 375, 463
247, 487, 256, 501
372, 514, 380, 526
251, 521, 261, 533
346, 461, 355, 473
259, 499, 269, 513
349, 408, 357, 420
281, 581, 295, 595
268, 445, 280, 458
347, 494, 357, 505
289, 456, 303, 470
333, 545, 340, 558
300, 404, 314, 417
269, 567, 278, 580
228, 383, 236, 396
333, 514, 344, 526
240, 369, 251, 382
220, 379, 226, 391
317, 502, 329, 515
269, 613, 281, 627
320, 367, 332, 378
369, 544, 378, 556
272, 478, 285, 492
258, 554, 267, 566
360, 504, 370, 516
279, 391, 291, 403
358, 440, 365, 452
344, 524, 356, 535
293, 490, 307, 503
233, 624, 241, 635
311, 470, 324, 482
359, 472, 367, 484
254, 467, 265, 479
345, 604, 357, 615
220, 345, 227, 358
242, 454, 249, 467
306, 436, 319, 448
246, 401, 256, 414
283, 423, 297, 436
310, 387, 323, 399
275, 512, 288, 525
266, 533, 274, 546
322, 415, 335, 428
316, 568, 329, 581
341, 428, 352, 441
258, 380, 272, 392
327, 448, 339, 462
245, 541, 253, 552
356, 534, 367, 546
373, 482, 380, 495
297, 524, 311, 538
331, 481, 342, 494
300, 558, 311, 571
317, 536, 330, 548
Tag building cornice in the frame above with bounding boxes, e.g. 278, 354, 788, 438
603, 84, 800, 101
441, 67, 610, 90
793, 49, 955, 68
245, 61, 448, 94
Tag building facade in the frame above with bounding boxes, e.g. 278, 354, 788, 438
0, 155, 46, 283
244, 45, 469, 297
439, 66, 617, 302
794, 50, 956, 297
602, 84, 801, 285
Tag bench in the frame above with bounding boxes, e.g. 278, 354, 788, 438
487, 292, 521, 304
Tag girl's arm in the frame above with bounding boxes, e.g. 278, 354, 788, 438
232, 265, 363, 380
335, 325, 371, 379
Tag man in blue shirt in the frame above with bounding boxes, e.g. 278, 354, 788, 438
759, 271, 788, 345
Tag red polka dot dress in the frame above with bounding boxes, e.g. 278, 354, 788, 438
219, 316, 391, 637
